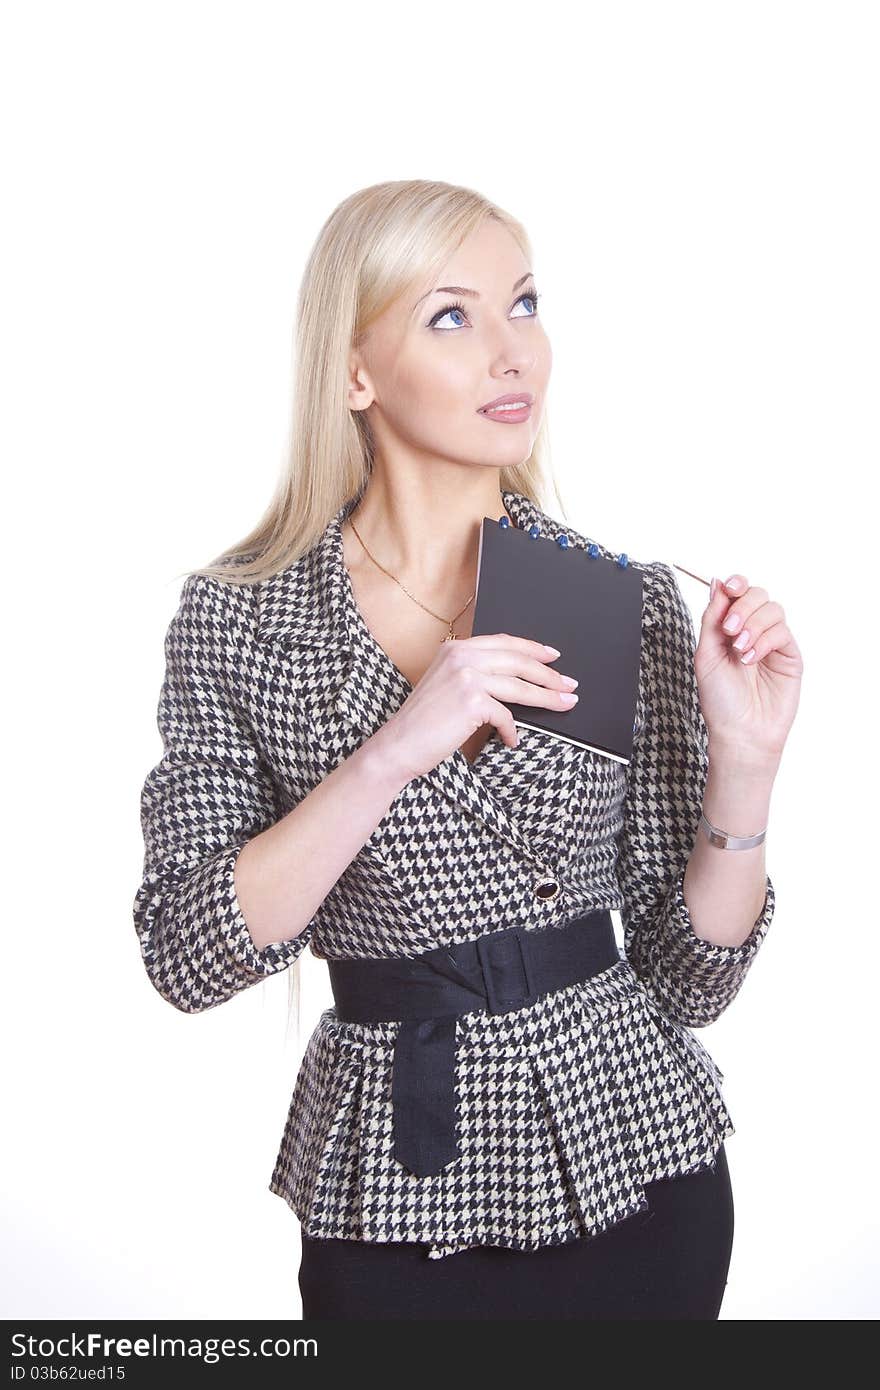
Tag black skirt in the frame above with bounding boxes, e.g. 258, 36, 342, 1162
298, 1143, 734, 1320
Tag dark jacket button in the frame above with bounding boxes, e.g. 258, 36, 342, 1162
534, 875, 561, 901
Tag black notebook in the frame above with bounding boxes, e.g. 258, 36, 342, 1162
470, 517, 644, 764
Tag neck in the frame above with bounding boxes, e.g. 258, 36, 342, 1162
347, 469, 511, 590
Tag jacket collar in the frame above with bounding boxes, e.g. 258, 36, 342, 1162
255, 496, 355, 649
255, 488, 572, 650
255, 489, 595, 872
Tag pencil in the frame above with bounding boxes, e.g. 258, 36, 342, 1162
672, 563, 711, 587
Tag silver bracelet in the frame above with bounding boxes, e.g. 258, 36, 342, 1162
699, 810, 767, 851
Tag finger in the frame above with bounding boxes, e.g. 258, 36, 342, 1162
724, 599, 785, 657
709, 573, 750, 615
483, 671, 581, 712
467, 632, 562, 661
486, 701, 521, 749
735, 619, 792, 666
703, 578, 760, 659
454, 646, 579, 693
720, 573, 748, 596
706, 579, 767, 628
709, 579, 767, 618
478, 696, 521, 750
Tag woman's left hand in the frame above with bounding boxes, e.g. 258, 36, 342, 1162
694, 573, 803, 770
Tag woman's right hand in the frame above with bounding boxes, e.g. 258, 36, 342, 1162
374, 634, 580, 784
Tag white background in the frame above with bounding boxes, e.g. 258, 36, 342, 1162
3, 0, 876, 1322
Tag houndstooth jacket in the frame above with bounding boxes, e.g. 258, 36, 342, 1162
133, 487, 776, 1261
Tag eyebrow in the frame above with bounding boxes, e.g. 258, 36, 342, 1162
412, 272, 535, 312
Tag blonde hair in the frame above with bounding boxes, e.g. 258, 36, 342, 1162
182, 178, 570, 1042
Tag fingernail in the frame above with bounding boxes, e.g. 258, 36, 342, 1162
725, 575, 742, 591
543, 644, 561, 656
710, 576, 717, 601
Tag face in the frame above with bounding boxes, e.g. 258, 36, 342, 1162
348, 220, 552, 474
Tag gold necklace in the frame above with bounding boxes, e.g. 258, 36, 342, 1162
348, 512, 475, 642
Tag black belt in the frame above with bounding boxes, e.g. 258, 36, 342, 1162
327, 908, 620, 1179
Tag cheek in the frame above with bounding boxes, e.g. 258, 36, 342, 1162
533, 332, 552, 387
398, 347, 472, 398
387, 350, 477, 430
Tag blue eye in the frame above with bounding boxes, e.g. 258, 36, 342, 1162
430, 299, 468, 330
428, 289, 541, 331
510, 291, 540, 320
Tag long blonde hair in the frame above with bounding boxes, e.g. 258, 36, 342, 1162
184, 178, 570, 1042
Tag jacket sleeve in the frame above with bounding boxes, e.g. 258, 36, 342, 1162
615, 560, 775, 1028
132, 571, 315, 1013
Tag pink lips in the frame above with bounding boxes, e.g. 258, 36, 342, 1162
478, 391, 534, 423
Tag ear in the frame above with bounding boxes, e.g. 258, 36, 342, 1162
347, 352, 376, 413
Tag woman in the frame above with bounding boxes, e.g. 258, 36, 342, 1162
133, 180, 802, 1320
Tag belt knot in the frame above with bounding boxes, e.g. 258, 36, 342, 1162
473, 925, 535, 1014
